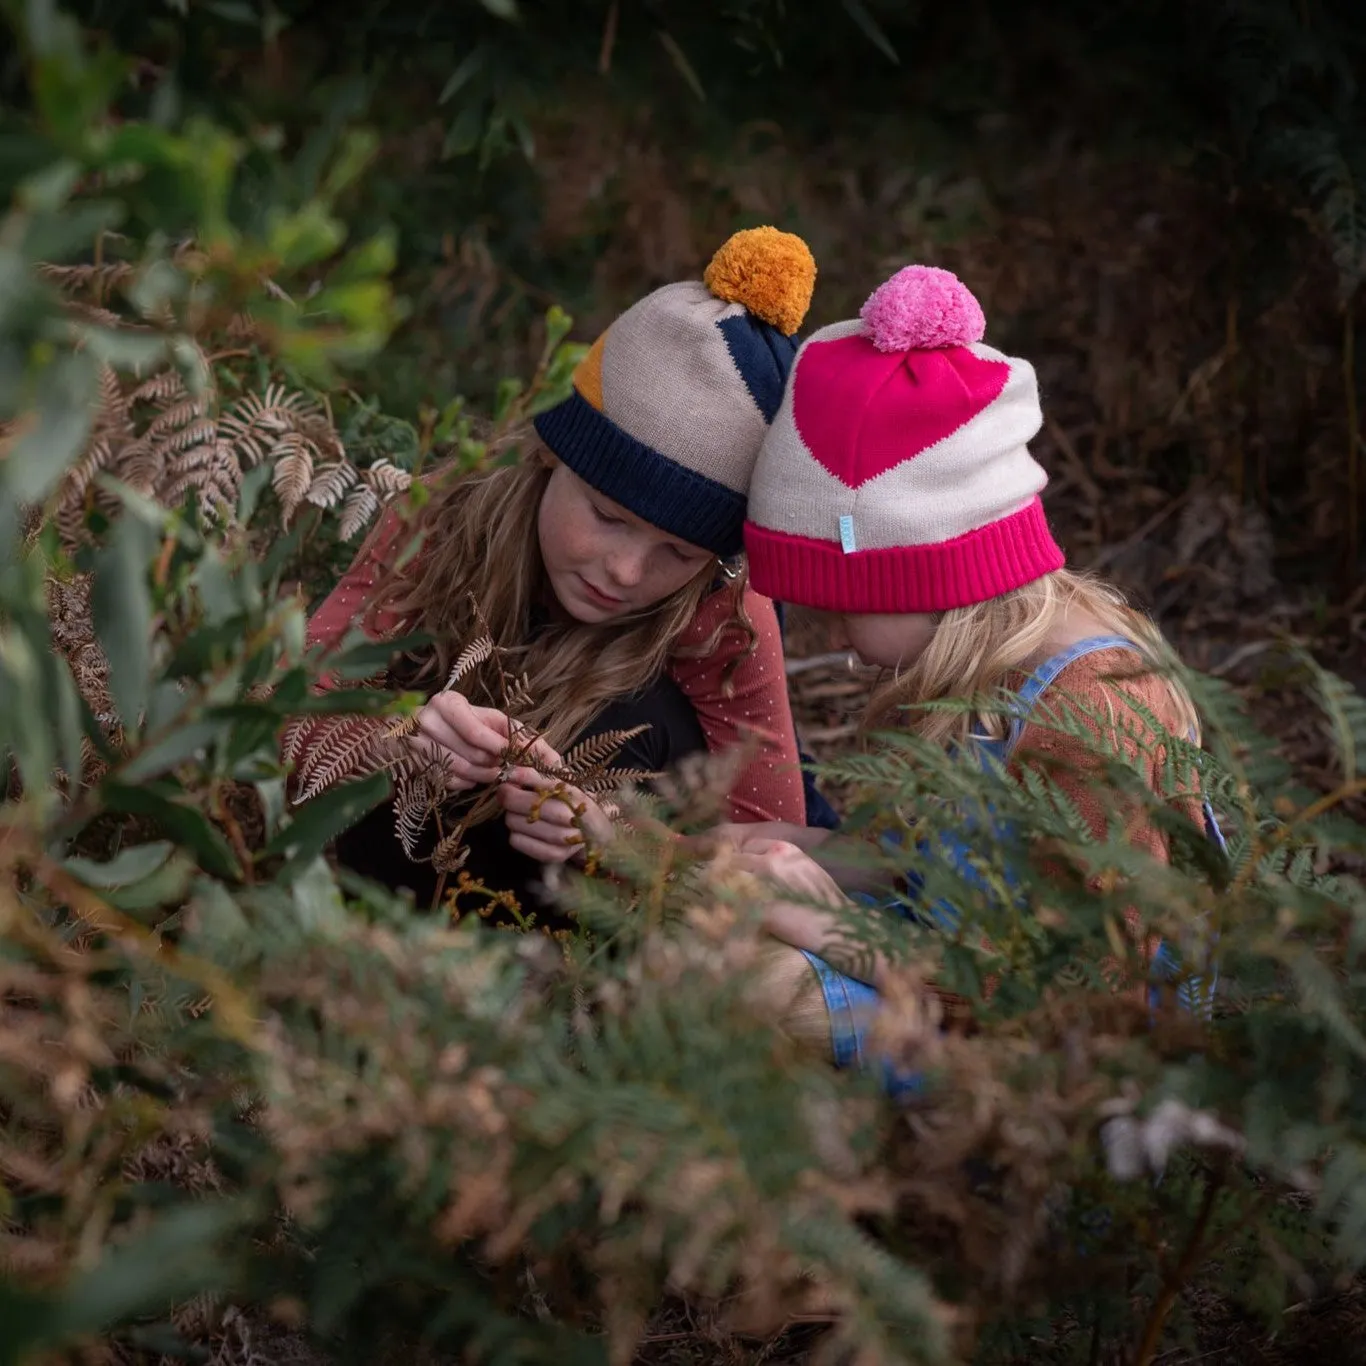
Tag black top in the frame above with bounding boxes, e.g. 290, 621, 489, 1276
332, 670, 706, 931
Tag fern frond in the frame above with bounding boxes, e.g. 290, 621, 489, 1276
338, 484, 379, 540
292, 715, 377, 799
431, 830, 470, 874
504, 672, 533, 713
280, 717, 312, 766
38, 260, 138, 293
394, 772, 439, 858
147, 395, 210, 438
362, 458, 412, 499
444, 636, 495, 689
577, 768, 660, 795
129, 370, 187, 406
559, 725, 649, 777
272, 434, 315, 523
305, 461, 357, 509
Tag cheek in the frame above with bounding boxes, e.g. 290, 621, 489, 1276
848, 619, 926, 669
537, 491, 590, 569
646, 555, 707, 600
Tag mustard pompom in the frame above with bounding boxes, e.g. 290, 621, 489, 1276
702, 226, 816, 336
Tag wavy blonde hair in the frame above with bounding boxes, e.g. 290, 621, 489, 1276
863, 568, 1199, 748
363, 443, 753, 751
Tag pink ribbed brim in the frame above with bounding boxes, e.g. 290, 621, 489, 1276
744, 498, 1065, 613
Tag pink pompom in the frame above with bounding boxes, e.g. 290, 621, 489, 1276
859, 265, 986, 353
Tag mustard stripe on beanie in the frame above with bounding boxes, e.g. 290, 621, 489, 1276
533, 227, 817, 558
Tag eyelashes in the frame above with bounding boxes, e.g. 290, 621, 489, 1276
590, 501, 703, 565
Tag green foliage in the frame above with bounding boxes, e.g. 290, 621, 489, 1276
3, 5, 1366, 1366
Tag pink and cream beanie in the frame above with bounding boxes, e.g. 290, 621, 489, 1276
534, 227, 817, 559
744, 265, 1065, 612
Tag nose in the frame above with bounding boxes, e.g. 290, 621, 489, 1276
604, 541, 648, 588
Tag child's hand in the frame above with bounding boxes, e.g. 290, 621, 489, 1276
413, 693, 559, 792
735, 840, 847, 908
499, 766, 615, 864
709, 820, 831, 856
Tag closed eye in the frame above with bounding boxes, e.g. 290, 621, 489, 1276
590, 502, 623, 526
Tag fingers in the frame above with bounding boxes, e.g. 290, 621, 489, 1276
733, 845, 846, 907
413, 722, 502, 783
508, 830, 582, 864
408, 736, 489, 791
500, 785, 579, 828
419, 694, 509, 763
506, 723, 562, 771
500, 769, 616, 852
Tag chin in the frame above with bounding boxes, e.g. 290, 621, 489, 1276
550, 576, 622, 624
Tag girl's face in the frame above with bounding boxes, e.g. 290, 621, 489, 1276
830, 611, 938, 670
537, 463, 714, 624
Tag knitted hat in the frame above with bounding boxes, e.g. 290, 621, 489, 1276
533, 227, 817, 559
744, 265, 1065, 613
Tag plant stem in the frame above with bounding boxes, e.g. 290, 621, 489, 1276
1130, 1167, 1224, 1366
213, 783, 255, 885
1345, 294, 1359, 585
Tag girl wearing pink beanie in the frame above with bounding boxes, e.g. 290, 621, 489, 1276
729, 265, 1221, 1081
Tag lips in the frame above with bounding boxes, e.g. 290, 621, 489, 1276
577, 575, 624, 608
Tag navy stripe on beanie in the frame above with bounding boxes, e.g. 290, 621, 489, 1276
716, 314, 799, 423
534, 391, 746, 558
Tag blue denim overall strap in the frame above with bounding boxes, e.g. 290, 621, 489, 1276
804, 635, 1225, 1090
989, 634, 1224, 1017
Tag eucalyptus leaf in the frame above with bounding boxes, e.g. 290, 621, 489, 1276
117, 717, 227, 784
45, 1202, 247, 1340
103, 849, 197, 914
101, 783, 242, 881
90, 510, 158, 732
184, 875, 252, 957
64, 840, 174, 889
2, 350, 97, 504
236, 462, 273, 525
0, 626, 56, 801
264, 769, 389, 868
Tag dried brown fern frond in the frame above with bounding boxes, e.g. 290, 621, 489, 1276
363, 458, 412, 499
38, 260, 137, 294
395, 770, 443, 858
289, 706, 434, 807
306, 461, 357, 510
294, 717, 394, 804
384, 713, 421, 740
445, 635, 495, 690
504, 672, 534, 714
271, 431, 315, 524
577, 768, 659, 795
35, 265, 400, 546
338, 483, 379, 541
557, 726, 650, 780
431, 829, 471, 873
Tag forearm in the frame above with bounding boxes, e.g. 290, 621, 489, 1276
762, 899, 890, 991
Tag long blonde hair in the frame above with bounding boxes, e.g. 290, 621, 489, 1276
364, 444, 752, 750
864, 568, 1199, 748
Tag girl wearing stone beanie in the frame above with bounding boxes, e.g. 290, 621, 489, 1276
285, 228, 818, 922
729, 264, 1222, 1082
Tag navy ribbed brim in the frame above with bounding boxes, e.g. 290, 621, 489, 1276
533, 390, 745, 558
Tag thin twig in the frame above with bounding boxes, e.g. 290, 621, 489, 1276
1130, 1167, 1225, 1366
785, 651, 857, 677
1088, 484, 1199, 573
598, 0, 620, 73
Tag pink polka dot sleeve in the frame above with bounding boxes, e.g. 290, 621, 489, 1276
666, 585, 805, 824
305, 504, 414, 658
